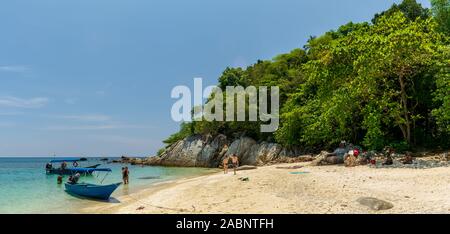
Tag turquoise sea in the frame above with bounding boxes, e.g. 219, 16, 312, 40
0, 157, 217, 214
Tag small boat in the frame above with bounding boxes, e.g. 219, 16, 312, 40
65, 182, 122, 200
45, 158, 101, 175
64, 168, 121, 200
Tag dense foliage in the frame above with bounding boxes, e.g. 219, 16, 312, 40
431, 0, 450, 35
163, 0, 449, 152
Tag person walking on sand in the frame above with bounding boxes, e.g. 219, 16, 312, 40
222, 156, 229, 174
231, 154, 239, 175
122, 167, 129, 184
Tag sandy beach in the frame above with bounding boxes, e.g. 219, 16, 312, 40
82, 162, 450, 214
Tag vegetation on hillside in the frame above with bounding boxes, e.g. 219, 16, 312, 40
163, 0, 450, 152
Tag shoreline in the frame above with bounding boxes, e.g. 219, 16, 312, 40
79, 169, 221, 214
82, 162, 450, 214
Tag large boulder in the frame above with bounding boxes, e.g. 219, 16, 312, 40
144, 135, 309, 168
226, 137, 257, 165
144, 134, 228, 167
201, 134, 228, 167
254, 142, 283, 165
159, 135, 204, 167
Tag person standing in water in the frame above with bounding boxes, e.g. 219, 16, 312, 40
122, 167, 129, 184
57, 175, 63, 184
230, 154, 239, 175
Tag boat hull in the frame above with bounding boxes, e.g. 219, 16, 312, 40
65, 182, 122, 200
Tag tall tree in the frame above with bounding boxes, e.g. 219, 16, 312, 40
431, 0, 450, 35
372, 0, 430, 23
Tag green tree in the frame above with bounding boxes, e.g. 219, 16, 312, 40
431, 0, 450, 35
372, 0, 430, 23
163, 2, 449, 152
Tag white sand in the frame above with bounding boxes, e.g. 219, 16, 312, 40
82, 162, 450, 214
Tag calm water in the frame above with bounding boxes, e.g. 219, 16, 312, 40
0, 157, 216, 213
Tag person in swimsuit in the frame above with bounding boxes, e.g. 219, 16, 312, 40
122, 167, 129, 184
222, 156, 229, 174
230, 154, 239, 175
57, 175, 63, 184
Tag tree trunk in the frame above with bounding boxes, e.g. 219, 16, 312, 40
399, 75, 411, 145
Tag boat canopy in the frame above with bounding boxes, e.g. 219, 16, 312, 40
68, 168, 112, 173
50, 158, 81, 163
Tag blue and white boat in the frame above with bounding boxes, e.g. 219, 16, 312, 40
64, 168, 121, 200
45, 158, 100, 175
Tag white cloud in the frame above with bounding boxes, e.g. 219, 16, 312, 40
0, 96, 49, 108
0, 65, 29, 73
40, 124, 152, 131
51, 114, 112, 122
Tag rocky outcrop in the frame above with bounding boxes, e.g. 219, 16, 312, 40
141, 134, 313, 168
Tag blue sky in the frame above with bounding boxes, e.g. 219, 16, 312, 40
0, 0, 431, 156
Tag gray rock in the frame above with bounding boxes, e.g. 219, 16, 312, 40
357, 197, 394, 211
201, 134, 228, 167
143, 135, 308, 168
227, 137, 257, 165
254, 142, 283, 165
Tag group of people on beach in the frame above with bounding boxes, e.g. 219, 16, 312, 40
312, 140, 415, 167
221, 144, 240, 175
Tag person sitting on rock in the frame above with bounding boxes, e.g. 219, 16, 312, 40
311, 141, 347, 166
344, 144, 364, 166
401, 152, 413, 164
326, 141, 347, 164
382, 147, 394, 165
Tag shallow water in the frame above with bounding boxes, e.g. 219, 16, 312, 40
0, 157, 216, 213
